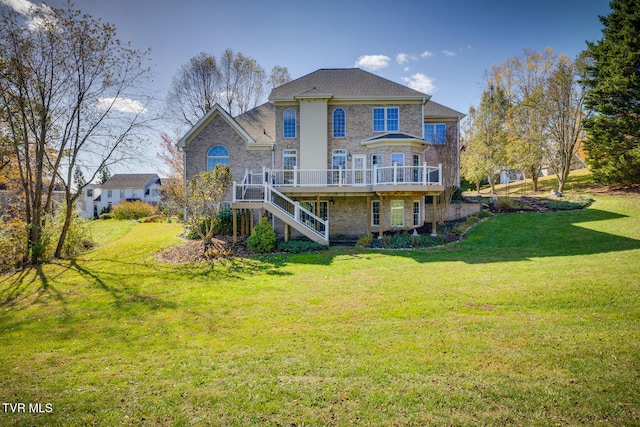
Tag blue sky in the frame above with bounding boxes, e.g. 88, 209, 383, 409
3, 0, 612, 174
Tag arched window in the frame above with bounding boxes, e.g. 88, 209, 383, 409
333, 108, 345, 138
207, 145, 230, 170
283, 108, 296, 138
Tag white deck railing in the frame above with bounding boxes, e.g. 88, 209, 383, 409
232, 181, 329, 242
260, 164, 441, 187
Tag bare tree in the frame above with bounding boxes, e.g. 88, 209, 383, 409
543, 55, 586, 193
268, 65, 292, 90
0, 2, 152, 262
166, 52, 220, 128
219, 49, 266, 116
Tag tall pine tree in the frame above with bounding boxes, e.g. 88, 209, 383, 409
583, 0, 640, 186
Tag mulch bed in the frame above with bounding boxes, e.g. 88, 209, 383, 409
157, 235, 252, 264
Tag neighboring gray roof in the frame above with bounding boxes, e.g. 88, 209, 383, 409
269, 68, 429, 101
234, 102, 276, 143
100, 174, 160, 189
424, 100, 466, 119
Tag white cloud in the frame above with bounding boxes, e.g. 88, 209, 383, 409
396, 53, 418, 65
442, 50, 456, 57
420, 51, 434, 58
0, 0, 35, 15
404, 67, 410, 72
354, 55, 391, 71
402, 73, 437, 95
97, 97, 148, 114
396, 53, 409, 65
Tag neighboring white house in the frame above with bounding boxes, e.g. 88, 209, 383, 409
80, 174, 162, 218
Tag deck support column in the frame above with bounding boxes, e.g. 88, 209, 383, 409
379, 194, 384, 239
284, 223, 290, 242
366, 196, 371, 235
431, 195, 437, 236
232, 207, 237, 243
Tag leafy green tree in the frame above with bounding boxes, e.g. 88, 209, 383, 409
583, 0, 640, 186
491, 48, 556, 191
462, 86, 510, 194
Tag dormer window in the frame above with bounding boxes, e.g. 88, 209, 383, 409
283, 108, 296, 138
373, 107, 399, 132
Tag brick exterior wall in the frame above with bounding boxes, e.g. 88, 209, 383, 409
183, 99, 463, 241
184, 113, 271, 183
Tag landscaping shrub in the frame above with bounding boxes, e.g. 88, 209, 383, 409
494, 197, 514, 212
0, 216, 27, 272
42, 206, 94, 259
277, 239, 327, 253
356, 234, 373, 248
112, 201, 156, 220
388, 232, 412, 249
143, 214, 165, 223
247, 218, 276, 253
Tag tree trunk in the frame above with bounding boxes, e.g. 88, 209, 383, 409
54, 199, 74, 258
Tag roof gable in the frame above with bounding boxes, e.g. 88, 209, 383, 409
269, 68, 430, 101
177, 103, 255, 149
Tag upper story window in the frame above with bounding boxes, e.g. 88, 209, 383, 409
207, 145, 230, 170
373, 107, 399, 132
333, 108, 345, 138
120, 189, 125, 198
283, 108, 296, 138
86, 188, 93, 197
424, 123, 446, 144
107, 190, 112, 199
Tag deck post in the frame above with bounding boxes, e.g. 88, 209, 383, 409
232, 207, 237, 243
367, 196, 371, 236
379, 194, 384, 239
432, 195, 437, 236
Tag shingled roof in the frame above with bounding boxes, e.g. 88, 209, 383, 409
234, 102, 275, 143
100, 174, 160, 190
424, 100, 466, 119
269, 68, 430, 101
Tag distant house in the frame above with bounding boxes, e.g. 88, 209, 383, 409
80, 174, 162, 218
179, 68, 466, 244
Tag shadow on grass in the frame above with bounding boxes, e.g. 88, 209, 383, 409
283, 207, 640, 266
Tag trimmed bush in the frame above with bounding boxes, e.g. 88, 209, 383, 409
247, 218, 276, 253
112, 201, 156, 220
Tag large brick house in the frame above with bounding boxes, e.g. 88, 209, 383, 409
178, 68, 465, 244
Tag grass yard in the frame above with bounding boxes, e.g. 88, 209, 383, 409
1, 193, 639, 426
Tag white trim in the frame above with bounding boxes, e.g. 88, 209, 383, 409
413, 200, 421, 227
177, 103, 255, 149
371, 200, 380, 227
390, 200, 404, 227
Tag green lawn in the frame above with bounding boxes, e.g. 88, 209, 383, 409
1, 193, 639, 426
